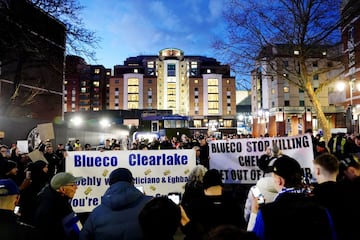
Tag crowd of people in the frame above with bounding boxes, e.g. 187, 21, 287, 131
1, 130, 360, 239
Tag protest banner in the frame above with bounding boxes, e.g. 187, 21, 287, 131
209, 134, 314, 184
66, 149, 196, 213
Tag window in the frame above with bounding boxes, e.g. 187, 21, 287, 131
134, 69, 138, 73
271, 88, 275, 94
194, 79, 198, 84
207, 69, 211, 73
167, 64, 176, 76
81, 87, 86, 93
313, 61, 318, 68
284, 87, 289, 93
128, 78, 139, 85
299, 100, 305, 106
283, 61, 289, 68
284, 100, 290, 106
299, 88, 304, 93
313, 74, 319, 81
191, 62, 198, 76
94, 68, 100, 74
148, 79, 152, 84
93, 81, 99, 87
115, 79, 120, 84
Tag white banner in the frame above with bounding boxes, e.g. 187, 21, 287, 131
66, 149, 196, 213
209, 134, 314, 184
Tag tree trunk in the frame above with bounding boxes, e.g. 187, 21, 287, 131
305, 80, 331, 142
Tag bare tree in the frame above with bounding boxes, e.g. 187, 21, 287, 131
31, 0, 99, 60
0, 0, 98, 119
214, 0, 344, 141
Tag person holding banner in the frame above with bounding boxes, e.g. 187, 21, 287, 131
80, 168, 152, 240
251, 156, 336, 240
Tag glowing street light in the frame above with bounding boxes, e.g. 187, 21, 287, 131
70, 116, 83, 126
99, 118, 111, 128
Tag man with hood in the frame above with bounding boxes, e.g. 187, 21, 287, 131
80, 168, 152, 240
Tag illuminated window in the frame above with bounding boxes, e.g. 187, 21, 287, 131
94, 68, 100, 74
134, 69, 138, 73
284, 87, 289, 93
127, 78, 139, 109
194, 79, 198, 84
81, 87, 86, 93
194, 120, 202, 127
128, 86, 138, 93
93, 81, 99, 87
128, 94, 139, 101
224, 120, 232, 127
128, 78, 139, 85
208, 86, 218, 93
208, 79, 218, 85
208, 94, 219, 101
208, 78, 219, 114
128, 102, 139, 109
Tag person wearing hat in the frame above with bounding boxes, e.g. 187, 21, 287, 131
180, 169, 246, 240
80, 168, 152, 240
314, 140, 329, 158
0, 178, 40, 240
251, 155, 336, 240
33, 172, 83, 240
0, 159, 18, 180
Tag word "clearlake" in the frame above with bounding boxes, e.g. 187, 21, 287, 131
129, 153, 188, 166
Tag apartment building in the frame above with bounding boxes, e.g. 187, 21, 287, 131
337, 0, 360, 133
251, 44, 343, 137
64, 55, 111, 112
108, 48, 237, 136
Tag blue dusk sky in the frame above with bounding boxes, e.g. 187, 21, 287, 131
79, 0, 228, 68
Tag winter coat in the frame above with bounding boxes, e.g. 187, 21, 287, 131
34, 186, 81, 240
79, 181, 152, 240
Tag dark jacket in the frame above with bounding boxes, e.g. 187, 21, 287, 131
80, 181, 152, 240
34, 185, 80, 240
0, 209, 40, 240
182, 191, 246, 240
254, 190, 336, 240
19, 161, 49, 225
181, 181, 204, 218
312, 181, 348, 240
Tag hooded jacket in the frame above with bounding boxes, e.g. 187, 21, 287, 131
80, 181, 152, 240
